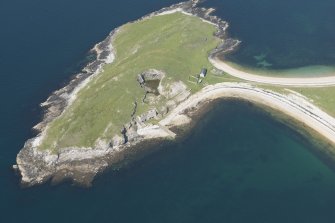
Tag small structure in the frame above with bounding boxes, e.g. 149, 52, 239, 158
137, 74, 145, 87
199, 68, 207, 78
189, 68, 208, 84
196, 68, 208, 84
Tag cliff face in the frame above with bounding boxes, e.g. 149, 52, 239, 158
14, 0, 238, 187
16, 138, 116, 187
14, 28, 118, 186
16, 139, 57, 186
14, 77, 191, 187
16, 106, 168, 187
16, 109, 180, 187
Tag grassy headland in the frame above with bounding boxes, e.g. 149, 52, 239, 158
39, 10, 335, 154
40, 12, 224, 151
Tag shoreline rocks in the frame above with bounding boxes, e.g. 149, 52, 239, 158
14, 0, 239, 187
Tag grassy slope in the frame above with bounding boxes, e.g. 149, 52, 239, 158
39, 11, 335, 152
254, 84, 335, 117
40, 12, 223, 151
296, 87, 335, 117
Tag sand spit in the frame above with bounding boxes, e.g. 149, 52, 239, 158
160, 83, 335, 146
16, 82, 335, 187
210, 57, 335, 87
14, 0, 335, 187
14, 0, 239, 187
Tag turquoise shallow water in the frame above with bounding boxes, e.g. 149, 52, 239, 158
1, 0, 335, 222
4, 101, 335, 223
201, 0, 335, 70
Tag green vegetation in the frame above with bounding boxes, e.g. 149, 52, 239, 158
40, 12, 225, 151
39, 11, 335, 153
297, 87, 335, 116
256, 84, 335, 117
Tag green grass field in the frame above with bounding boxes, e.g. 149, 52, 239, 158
40, 12, 225, 151
256, 84, 335, 117
39, 11, 335, 153
297, 87, 335, 116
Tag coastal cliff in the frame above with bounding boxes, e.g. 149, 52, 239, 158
14, 0, 240, 187
14, 0, 335, 188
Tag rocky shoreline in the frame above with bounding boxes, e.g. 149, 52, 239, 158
14, 0, 240, 187
15, 0, 335, 188
14, 29, 118, 186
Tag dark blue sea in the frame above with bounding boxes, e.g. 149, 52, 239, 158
1, 0, 335, 222
201, 0, 335, 70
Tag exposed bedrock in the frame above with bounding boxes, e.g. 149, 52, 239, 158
14, 0, 239, 187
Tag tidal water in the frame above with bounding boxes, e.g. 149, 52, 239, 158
201, 0, 335, 70
1, 0, 335, 222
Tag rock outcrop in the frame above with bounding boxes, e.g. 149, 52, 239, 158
14, 0, 238, 187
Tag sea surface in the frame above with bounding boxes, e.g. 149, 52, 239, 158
1, 0, 335, 222
201, 0, 335, 70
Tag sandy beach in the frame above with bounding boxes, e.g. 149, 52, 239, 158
15, 1, 335, 187
210, 57, 335, 87
159, 83, 335, 146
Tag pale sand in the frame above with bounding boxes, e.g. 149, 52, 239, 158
159, 83, 335, 146
137, 124, 175, 139
31, 7, 335, 150
210, 57, 335, 87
